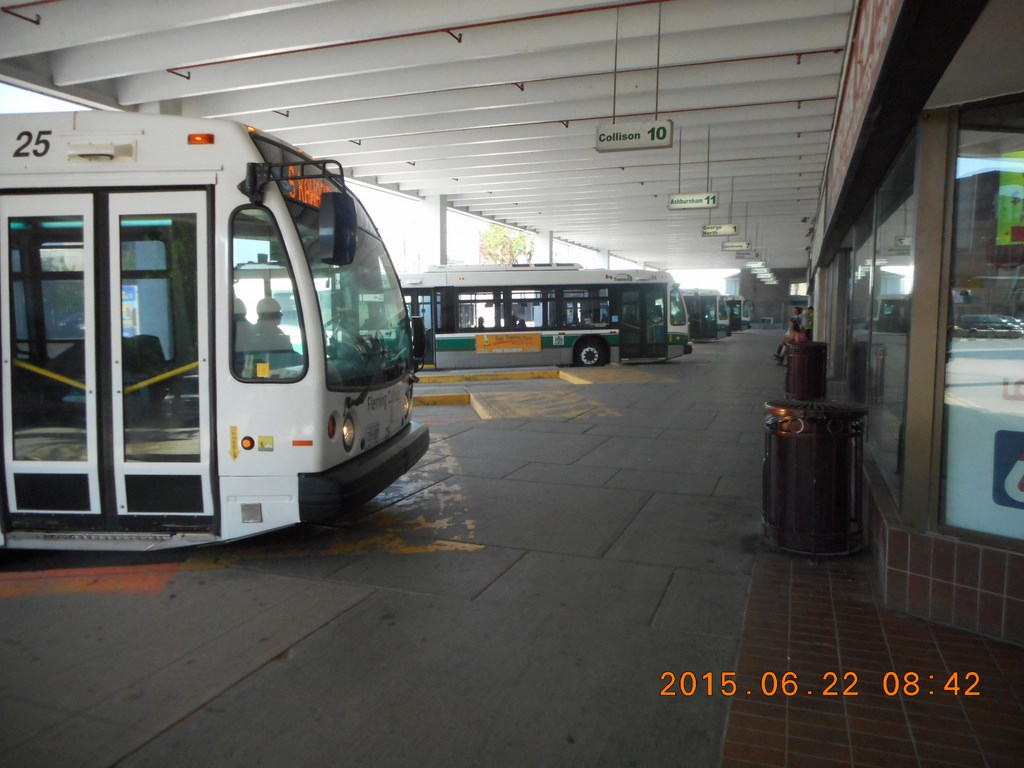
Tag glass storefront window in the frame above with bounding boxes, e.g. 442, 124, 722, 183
848, 204, 875, 405
943, 99, 1024, 538
867, 139, 916, 497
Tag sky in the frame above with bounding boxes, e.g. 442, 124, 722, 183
0, 83, 737, 291
0, 83, 87, 113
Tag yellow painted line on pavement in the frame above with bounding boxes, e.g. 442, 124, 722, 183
414, 392, 471, 406
558, 371, 590, 385
413, 366, 661, 418
470, 395, 497, 420
417, 367, 671, 385
417, 369, 560, 384
469, 390, 620, 421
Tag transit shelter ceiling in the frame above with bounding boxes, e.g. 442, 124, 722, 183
0, 0, 855, 271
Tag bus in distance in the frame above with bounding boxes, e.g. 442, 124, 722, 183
722, 295, 752, 331
682, 288, 730, 340
401, 264, 691, 368
0, 111, 428, 550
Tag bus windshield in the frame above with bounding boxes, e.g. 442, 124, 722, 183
315, 203, 412, 389
249, 134, 413, 389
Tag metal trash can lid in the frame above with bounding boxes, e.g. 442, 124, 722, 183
784, 341, 828, 350
764, 398, 867, 418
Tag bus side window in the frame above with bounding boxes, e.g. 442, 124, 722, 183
230, 207, 307, 381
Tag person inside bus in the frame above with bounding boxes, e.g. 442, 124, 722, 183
232, 298, 257, 372
776, 318, 808, 365
249, 297, 294, 352
477, 317, 486, 330
361, 303, 389, 330
233, 297, 256, 339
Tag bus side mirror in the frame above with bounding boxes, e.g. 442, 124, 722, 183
411, 315, 426, 368
320, 192, 358, 266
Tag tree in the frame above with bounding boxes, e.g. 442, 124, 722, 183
480, 223, 534, 265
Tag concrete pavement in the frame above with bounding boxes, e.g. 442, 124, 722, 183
0, 330, 790, 767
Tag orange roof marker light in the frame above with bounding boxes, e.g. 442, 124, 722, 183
187, 133, 215, 145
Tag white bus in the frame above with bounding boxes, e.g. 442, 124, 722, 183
401, 264, 691, 368
722, 294, 752, 331
681, 288, 730, 340
0, 112, 428, 550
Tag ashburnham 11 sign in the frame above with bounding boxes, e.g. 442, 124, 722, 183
668, 193, 718, 210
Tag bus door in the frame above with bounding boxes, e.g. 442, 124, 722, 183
619, 285, 668, 360
1, 191, 214, 542
404, 289, 438, 364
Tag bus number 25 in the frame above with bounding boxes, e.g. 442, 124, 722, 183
13, 130, 52, 158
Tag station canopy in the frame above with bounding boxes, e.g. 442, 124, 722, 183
0, 0, 856, 271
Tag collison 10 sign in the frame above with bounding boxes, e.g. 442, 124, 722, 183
595, 120, 674, 152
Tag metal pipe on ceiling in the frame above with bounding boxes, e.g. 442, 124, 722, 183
166, 0, 668, 79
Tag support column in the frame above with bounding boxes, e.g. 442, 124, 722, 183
533, 230, 554, 265
421, 194, 447, 266
902, 108, 956, 529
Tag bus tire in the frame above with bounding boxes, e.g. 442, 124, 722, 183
573, 336, 608, 367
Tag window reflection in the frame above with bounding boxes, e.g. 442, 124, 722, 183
943, 100, 1024, 538
7, 215, 88, 461
866, 138, 916, 496
318, 199, 412, 389
231, 207, 307, 382
120, 213, 200, 463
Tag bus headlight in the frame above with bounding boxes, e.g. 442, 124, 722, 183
404, 386, 413, 420
341, 413, 356, 451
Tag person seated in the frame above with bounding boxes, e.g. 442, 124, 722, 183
361, 304, 389, 331
247, 297, 294, 352
775, 318, 808, 365
233, 297, 256, 345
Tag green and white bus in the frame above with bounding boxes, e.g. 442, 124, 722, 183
401, 264, 691, 368
682, 288, 730, 340
723, 294, 752, 331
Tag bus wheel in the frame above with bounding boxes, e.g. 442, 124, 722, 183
573, 337, 607, 367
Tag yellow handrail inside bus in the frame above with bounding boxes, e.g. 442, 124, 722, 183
12, 359, 86, 390
12, 358, 199, 394
123, 361, 199, 393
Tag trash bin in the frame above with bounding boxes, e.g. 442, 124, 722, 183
762, 398, 866, 555
785, 341, 828, 400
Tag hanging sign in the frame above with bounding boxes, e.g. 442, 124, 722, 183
669, 193, 717, 210
702, 224, 737, 237
723, 240, 751, 251
595, 119, 673, 153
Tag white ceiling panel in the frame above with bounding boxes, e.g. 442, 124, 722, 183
0, 0, 856, 270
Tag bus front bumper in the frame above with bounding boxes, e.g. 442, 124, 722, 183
298, 421, 430, 523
